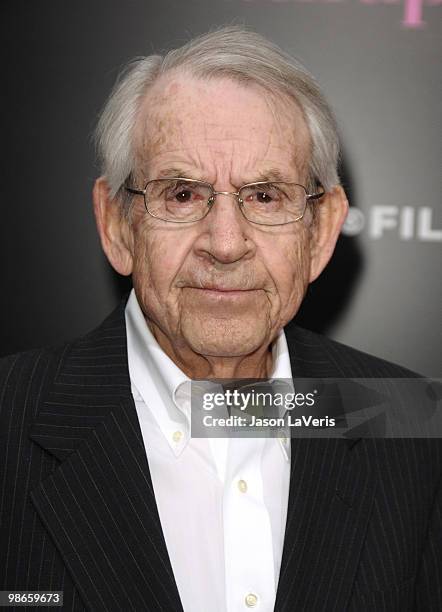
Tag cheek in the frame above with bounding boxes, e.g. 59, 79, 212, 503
131, 226, 192, 298
287, 236, 311, 285
264, 232, 311, 312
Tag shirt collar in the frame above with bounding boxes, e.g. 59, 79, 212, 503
126, 290, 190, 455
269, 327, 292, 461
125, 289, 292, 460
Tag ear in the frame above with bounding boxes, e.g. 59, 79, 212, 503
308, 185, 349, 283
93, 177, 134, 276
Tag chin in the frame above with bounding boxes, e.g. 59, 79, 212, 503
181, 317, 269, 358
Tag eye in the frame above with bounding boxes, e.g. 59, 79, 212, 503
241, 183, 283, 205
256, 190, 274, 204
175, 189, 193, 203
164, 181, 208, 205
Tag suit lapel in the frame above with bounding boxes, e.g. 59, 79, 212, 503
275, 437, 375, 611
29, 301, 183, 612
274, 326, 376, 611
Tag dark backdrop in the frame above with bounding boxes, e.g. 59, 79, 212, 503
1, 0, 441, 376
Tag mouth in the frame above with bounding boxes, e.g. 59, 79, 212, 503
184, 286, 260, 299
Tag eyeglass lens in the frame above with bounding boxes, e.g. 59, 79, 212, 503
144, 179, 307, 224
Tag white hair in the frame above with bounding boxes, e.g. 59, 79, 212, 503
95, 26, 340, 205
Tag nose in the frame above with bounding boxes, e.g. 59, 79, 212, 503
196, 191, 253, 264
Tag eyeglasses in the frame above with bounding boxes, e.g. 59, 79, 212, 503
125, 177, 324, 226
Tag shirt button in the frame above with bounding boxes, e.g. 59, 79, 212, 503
237, 479, 248, 493
245, 593, 258, 607
172, 430, 183, 443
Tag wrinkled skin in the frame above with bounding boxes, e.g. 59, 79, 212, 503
93, 73, 348, 378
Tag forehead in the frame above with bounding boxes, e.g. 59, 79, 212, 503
134, 72, 311, 182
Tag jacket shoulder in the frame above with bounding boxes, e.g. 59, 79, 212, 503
0, 345, 67, 427
0, 299, 129, 430
0, 297, 128, 395
285, 324, 420, 377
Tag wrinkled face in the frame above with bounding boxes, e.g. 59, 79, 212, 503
128, 74, 313, 358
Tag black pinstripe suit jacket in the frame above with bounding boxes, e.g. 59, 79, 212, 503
1, 299, 441, 611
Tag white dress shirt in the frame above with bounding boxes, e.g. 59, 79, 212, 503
125, 289, 292, 612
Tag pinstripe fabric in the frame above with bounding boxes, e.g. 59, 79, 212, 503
1, 299, 441, 611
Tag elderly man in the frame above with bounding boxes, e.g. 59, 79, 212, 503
1, 27, 441, 612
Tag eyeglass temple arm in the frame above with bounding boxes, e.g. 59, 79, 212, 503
125, 186, 146, 195
306, 190, 325, 201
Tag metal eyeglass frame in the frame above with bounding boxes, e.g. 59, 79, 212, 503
125, 177, 325, 226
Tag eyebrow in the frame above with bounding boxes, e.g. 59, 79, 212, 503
252, 168, 292, 183
155, 167, 198, 180
152, 167, 293, 184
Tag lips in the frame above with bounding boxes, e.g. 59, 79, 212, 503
187, 286, 257, 292
183, 287, 261, 305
